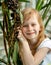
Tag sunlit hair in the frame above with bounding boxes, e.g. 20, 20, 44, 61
22, 8, 46, 55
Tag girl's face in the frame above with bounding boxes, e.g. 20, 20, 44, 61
21, 14, 41, 40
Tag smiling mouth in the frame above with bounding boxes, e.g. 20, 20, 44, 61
27, 32, 35, 35
26, 30, 37, 35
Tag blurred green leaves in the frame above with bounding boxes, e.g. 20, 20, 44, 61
0, 0, 29, 65
36, 0, 51, 28
19, 0, 30, 2
36, 0, 44, 11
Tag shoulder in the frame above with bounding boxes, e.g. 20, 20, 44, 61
37, 38, 51, 50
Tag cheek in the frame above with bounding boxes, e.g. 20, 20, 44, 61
35, 25, 40, 34
21, 28, 27, 38
21, 28, 27, 34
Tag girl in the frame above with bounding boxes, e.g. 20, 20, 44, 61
17, 8, 51, 65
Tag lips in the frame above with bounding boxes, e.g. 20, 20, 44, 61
26, 30, 37, 35
27, 32, 35, 35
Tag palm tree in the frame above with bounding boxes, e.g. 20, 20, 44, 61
0, 0, 29, 65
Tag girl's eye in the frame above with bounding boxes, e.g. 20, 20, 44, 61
23, 25, 28, 27
31, 24, 36, 26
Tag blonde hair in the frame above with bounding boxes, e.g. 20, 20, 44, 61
22, 8, 46, 55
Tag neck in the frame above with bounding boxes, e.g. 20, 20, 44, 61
28, 38, 38, 45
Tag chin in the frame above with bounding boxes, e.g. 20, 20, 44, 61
27, 35, 37, 40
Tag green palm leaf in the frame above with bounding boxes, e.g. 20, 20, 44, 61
19, 0, 30, 2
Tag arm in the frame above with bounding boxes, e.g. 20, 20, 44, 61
21, 42, 49, 65
18, 30, 50, 65
33, 47, 49, 65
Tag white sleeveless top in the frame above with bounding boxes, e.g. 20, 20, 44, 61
37, 38, 51, 65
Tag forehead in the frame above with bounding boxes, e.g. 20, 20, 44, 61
23, 10, 38, 21
23, 14, 39, 25
23, 11, 34, 21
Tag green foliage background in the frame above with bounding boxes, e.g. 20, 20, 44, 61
0, 0, 51, 65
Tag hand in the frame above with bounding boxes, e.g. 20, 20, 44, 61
17, 30, 28, 44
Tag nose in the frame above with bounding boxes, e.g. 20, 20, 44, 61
28, 25, 33, 31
